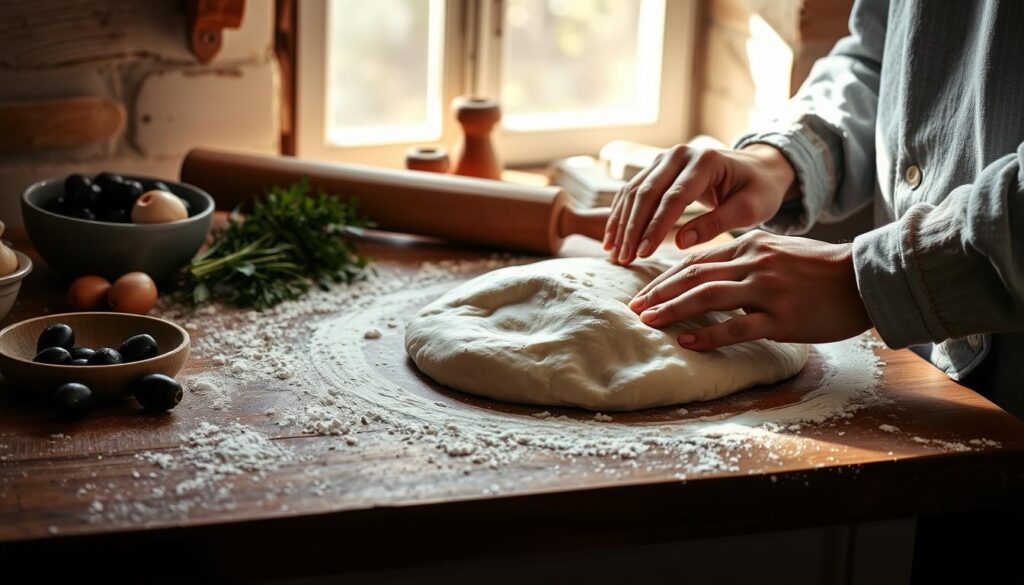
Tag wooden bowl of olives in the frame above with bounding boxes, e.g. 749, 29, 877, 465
21, 173, 214, 282
0, 312, 190, 402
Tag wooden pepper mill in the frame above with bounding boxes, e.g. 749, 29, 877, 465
405, 146, 451, 173
452, 96, 502, 180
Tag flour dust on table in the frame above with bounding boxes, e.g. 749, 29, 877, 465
120, 252, 998, 527
405, 258, 809, 411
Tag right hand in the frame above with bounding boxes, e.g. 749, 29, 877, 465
603, 144, 799, 265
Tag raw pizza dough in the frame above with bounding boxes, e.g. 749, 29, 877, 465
405, 258, 808, 411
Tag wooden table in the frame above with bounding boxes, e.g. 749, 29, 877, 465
2, 230, 1023, 581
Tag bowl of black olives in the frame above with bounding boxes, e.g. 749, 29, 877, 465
21, 173, 214, 282
0, 312, 190, 404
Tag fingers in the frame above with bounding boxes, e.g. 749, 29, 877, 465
611, 186, 636, 263
633, 241, 737, 299
608, 158, 660, 260
675, 195, 757, 250
677, 312, 774, 350
618, 154, 683, 264
636, 151, 721, 259
628, 261, 744, 313
602, 186, 627, 250
639, 281, 751, 329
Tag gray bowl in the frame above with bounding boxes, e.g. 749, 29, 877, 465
21, 175, 213, 282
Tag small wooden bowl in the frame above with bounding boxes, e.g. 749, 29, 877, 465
0, 312, 190, 402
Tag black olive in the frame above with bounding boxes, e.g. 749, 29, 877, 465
94, 176, 143, 211
44, 196, 71, 215
37, 323, 75, 352
69, 182, 102, 208
132, 374, 182, 411
96, 206, 131, 223
70, 358, 89, 366
34, 347, 72, 365
86, 347, 122, 365
123, 179, 145, 196
67, 206, 96, 221
119, 180, 145, 204
101, 180, 143, 210
70, 347, 95, 360
52, 382, 95, 419
63, 174, 92, 197
93, 172, 124, 190
118, 334, 158, 362
141, 180, 172, 193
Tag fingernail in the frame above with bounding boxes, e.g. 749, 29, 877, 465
679, 333, 696, 345
637, 238, 652, 257
618, 244, 630, 264
609, 245, 618, 258
640, 309, 657, 324
680, 231, 697, 248
629, 296, 645, 310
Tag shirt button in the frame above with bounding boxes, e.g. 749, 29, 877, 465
967, 334, 983, 350
905, 164, 922, 189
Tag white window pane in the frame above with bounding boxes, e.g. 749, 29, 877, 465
502, 0, 665, 131
325, 0, 445, 146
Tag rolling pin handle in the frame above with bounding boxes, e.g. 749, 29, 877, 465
557, 206, 612, 242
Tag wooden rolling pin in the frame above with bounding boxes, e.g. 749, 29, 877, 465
180, 149, 610, 254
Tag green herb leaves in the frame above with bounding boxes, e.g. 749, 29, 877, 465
179, 178, 370, 309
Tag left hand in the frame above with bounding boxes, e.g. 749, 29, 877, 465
627, 230, 873, 350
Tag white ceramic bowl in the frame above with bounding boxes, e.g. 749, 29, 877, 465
0, 251, 32, 322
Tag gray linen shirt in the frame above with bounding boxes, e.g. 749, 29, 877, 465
735, 0, 1024, 410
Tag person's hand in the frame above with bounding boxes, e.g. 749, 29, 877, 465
603, 144, 798, 265
627, 231, 872, 350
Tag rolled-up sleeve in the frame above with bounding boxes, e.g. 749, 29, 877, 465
853, 145, 1024, 348
735, 0, 889, 235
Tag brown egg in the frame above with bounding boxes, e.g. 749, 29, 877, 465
108, 272, 158, 314
131, 190, 188, 224
68, 275, 111, 310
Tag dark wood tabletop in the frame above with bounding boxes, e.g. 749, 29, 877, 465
2, 227, 1023, 580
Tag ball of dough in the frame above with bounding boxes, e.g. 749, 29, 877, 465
405, 258, 808, 411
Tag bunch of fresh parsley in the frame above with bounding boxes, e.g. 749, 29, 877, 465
179, 178, 371, 309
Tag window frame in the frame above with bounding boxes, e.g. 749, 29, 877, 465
296, 0, 696, 167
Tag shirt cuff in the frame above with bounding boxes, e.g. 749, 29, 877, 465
735, 125, 836, 235
852, 218, 936, 349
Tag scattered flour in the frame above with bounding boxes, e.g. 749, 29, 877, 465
879, 424, 900, 433
137, 450, 177, 470
911, 436, 972, 452
136, 422, 292, 494
86, 422, 295, 525
128, 254, 1001, 517
189, 380, 230, 410
171, 421, 293, 495
188, 256, 895, 476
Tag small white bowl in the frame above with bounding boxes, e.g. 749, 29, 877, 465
0, 251, 32, 321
